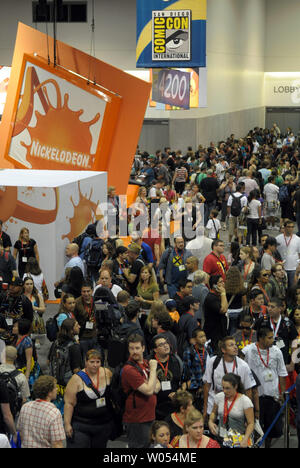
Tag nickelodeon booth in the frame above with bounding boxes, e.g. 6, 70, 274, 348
0, 23, 151, 301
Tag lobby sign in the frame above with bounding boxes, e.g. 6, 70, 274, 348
136, 0, 206, 68
264, 73, 300, 107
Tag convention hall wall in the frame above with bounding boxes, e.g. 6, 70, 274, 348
0, 0, 267, 153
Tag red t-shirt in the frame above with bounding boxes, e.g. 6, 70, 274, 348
143, 230, 161, 261
203, 252, 228, 280
121, 358, 157, 423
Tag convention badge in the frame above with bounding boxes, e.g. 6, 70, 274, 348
22, 257, 28, 263
161, 381, 172, 391
96, 397, 106, 408
263, 370, 274, 383
85, 321, 94, 330
178, 265, 186, 271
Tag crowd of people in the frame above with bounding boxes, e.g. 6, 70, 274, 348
1, 124, 300, 449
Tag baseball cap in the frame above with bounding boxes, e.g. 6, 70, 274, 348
9, 277, 24, 287
180, 296, 199, 313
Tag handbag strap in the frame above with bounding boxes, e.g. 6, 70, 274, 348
77, 370, 101, 398
227, 294, 236, 308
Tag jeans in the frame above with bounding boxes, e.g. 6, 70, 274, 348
228, 312, 241, 335
286, 270, 296, 289
246, 218, 259, 246
167, 283, 179, 299
204, 200, 216, 226
67, 420, 114, 448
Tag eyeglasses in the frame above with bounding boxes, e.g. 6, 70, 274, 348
156, 342, 169, 348
262, 273, 270, 277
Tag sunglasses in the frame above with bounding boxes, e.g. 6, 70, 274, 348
262, 273, 270, 277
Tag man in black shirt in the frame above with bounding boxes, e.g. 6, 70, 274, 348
200, 169, 220, 225
122, 243, 144, 297
0, 240, 17, 284
150, 335, 182, 420
0, 277, 33, 344
254, 297, 298, 364
203, 275, 228, 353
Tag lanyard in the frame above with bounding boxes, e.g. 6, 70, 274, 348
194, 345, 206, 371
174, 412, 184, 427
155, 354, 169, 378
21, 241, 29, 252
223, 358, 237, 375
242, 330, 253, 346
243, 261, 253, 280
256, 343, 270, 368
258, 284, 270, 304
211, 252, 226, 274
187, 436, 202, 448
84, 369, 100, 392
16, 335, 28, 347
270, 316, 281, 339
223, 393, 238, 426
284, 235, 293, 249
84, 299, 94, 319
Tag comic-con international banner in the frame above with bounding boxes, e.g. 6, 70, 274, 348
136, 0, 206, 68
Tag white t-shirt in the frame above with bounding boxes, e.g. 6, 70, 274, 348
206, 218, 221, 239
0, 434, 11, 448
23, 272, 44, 296
93, 283, 123, 299
242, 343, 287, 398
247, 199, 261, 219
203, 356, 256, 414
227, 192, 248, 218
276, 233, 300, 271
214, 392, 253, 436
264, 183, 279, 202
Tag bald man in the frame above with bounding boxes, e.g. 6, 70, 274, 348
186, 256, 199, 281
64, 243, 84, 274
0, 346, 30, 404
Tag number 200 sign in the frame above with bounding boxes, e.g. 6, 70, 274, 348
152, 69, 190, 109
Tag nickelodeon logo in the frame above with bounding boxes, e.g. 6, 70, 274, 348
29, 139, 91, 169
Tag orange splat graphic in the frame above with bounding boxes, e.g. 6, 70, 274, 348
62, 182, 104, 242
19, 70, 100, 171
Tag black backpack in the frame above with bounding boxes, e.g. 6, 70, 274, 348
48, 340, 74, 387
230, 194, 243, 217
109, 361, 145, 417
107, 324, 142, 368
93, 287, 122, 347
0, 370, 23, 417
73, 232, 88, 255
84, 238, 104, 269
46, 313, 59, 342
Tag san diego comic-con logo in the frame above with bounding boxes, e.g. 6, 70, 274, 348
152, 10, 191, 61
